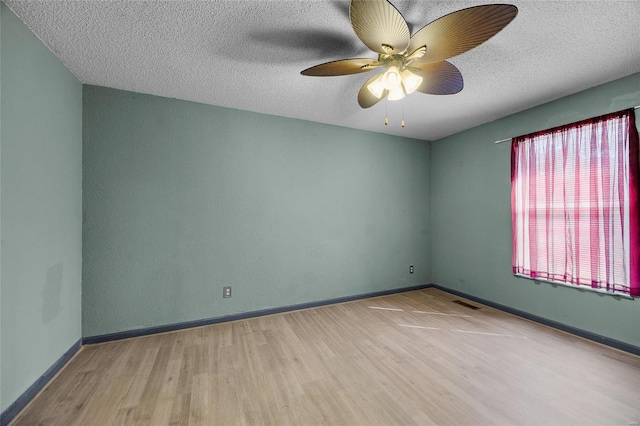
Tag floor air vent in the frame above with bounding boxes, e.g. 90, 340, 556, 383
452, 300, 480, 310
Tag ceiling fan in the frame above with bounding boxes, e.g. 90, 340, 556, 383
301, 0, 518, 109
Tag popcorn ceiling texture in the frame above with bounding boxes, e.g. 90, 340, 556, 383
5, 0, 640, 141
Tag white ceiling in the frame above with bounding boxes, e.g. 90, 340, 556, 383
5, 0, 640, 141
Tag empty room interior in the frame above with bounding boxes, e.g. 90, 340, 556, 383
1, 0, 639, 424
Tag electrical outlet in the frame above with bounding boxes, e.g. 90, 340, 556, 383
223, 286, 232, 298
409, 265, 414, 274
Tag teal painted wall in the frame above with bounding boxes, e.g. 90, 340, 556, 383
431, 73, 640, 347
0, 2, 82, 412
82, 86, 431, 337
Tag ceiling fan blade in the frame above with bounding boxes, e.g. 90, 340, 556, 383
358, 73, 387, 108
301, 58, 380, 76
412, 61, 464, 95
350, 0, 410, 55
408, 4, 518, 64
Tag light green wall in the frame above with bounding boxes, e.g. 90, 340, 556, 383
82, 86, 431, 337
0, 2, 82, 412
431, 73, 640, 347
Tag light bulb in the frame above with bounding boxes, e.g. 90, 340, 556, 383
382, 66, 402, 90
387, 86, 405, 101
401, 69, 423, 94
366, 74, 385, 98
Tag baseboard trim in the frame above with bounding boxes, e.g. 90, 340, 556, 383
0, 338, 82, 426
83, 283, 433, 345
431, 283, 640, 356
85, 283, 640, 355
3, 283, 638, 425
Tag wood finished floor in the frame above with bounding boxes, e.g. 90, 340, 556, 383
11, 288, 640, 425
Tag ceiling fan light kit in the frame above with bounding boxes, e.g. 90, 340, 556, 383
301, 0, 518, 121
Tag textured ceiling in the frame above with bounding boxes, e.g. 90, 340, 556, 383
5, 0, 640, 141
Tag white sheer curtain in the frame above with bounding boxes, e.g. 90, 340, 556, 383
511, 109, 639, 296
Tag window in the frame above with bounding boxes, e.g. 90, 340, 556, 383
511, 109, 639, 296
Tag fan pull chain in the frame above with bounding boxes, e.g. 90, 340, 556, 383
384, 98, 388, 125
382, 99, 406, 127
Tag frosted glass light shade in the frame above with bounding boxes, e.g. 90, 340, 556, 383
401, 69, 423, 94
387, 86, 405, 101
382, 66, 402, 90
366, 67, 422, 102
367, 74, 385, 98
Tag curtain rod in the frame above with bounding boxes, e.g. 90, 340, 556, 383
493, 105, 640, 144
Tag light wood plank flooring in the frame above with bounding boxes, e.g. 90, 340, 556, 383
10, 288, 640, 425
